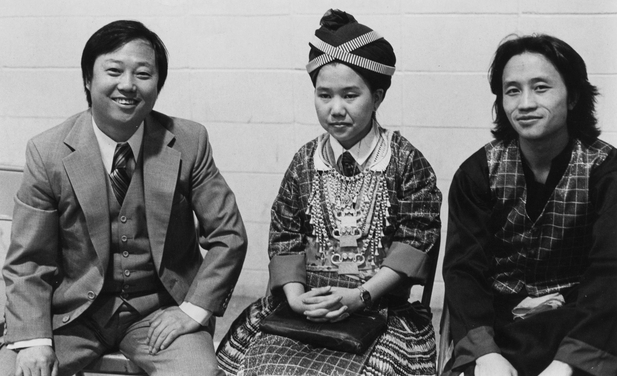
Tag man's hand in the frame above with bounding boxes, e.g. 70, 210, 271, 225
475, 353, 518, 376
538, 360, 573, 376
14, 345, 58, 376
147, 306, 202, 355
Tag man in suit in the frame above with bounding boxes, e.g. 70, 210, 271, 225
0, 20, 247, 376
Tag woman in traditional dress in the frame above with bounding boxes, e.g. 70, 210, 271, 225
216, 9, 442, 376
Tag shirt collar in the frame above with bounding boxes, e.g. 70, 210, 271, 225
329, 121, 380, 166
92, 117, 144, 174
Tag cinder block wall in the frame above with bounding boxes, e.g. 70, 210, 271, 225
1, 0, 616, 309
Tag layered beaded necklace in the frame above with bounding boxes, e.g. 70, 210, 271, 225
307, 137, 391, 274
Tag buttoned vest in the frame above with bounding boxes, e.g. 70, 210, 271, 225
88, 151, 173, 324
486, 138, 611, 296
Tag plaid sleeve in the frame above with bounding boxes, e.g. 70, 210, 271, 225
383, 133, 442, 277
268, 146, 314, 259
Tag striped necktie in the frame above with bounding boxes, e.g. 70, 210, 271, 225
109, 143, 133, 204
340, 151, 359, 177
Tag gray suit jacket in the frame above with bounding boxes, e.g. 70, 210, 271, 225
2, 110, 247, 343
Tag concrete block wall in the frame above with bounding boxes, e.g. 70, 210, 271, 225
1, 0, 616, 310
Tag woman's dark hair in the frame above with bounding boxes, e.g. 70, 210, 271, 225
308, 9, 396, 97
489, 34, 599, 142
81, 20, 169, 107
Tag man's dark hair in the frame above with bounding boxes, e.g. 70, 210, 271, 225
489, 34, 599, 142
81, 20, 168, 107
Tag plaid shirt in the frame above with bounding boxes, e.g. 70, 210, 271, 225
487, 138, 612, 296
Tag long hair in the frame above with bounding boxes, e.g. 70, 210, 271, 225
81, 20, 168, 107
489, 34, 599, 143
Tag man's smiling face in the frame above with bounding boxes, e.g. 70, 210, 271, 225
86, 38, 159, 138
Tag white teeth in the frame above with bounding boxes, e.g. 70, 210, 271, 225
114, 98, 137, 105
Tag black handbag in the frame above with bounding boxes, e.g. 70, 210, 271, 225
260, 302, 387, 354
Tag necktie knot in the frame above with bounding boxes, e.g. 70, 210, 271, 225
113, 143, 132, 170
340, 151, 358, 177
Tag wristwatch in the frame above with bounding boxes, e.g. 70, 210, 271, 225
357, 286, 372, 309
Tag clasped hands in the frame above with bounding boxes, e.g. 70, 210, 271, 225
287, 286, 364, 323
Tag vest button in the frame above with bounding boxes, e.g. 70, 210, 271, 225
124, 270, 131, 277
121, 235, 128, 242
123, 284, 130, 291
62, 316, 70, 323
120, 216, 127, 223
121, 293, 129, 299
87, 291, 97, 300
122, 251, 130, 258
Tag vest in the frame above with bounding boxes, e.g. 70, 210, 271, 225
486, 138, 611, 296
87, 152, 173, 324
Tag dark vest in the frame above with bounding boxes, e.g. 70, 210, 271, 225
87, 152, 173, 324
486, 138, 611, 296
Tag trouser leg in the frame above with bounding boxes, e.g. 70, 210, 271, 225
120, 307, 224, 376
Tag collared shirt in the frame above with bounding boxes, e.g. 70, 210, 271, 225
329, 121, 380, 168
92, 118, 144, 174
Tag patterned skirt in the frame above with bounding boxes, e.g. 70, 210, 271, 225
216, 273, 436, 376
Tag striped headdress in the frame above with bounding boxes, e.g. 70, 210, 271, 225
307, 9, 396, 92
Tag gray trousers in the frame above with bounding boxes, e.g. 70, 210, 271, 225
0, 305, 224, 376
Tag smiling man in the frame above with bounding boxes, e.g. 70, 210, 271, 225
0, 20, 247, 376
443, 34, 617, 376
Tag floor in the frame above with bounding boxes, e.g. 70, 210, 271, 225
213, 294, 444, 350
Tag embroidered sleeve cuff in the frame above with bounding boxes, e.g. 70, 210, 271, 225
451, 326, 501, 371
381, 242, 429, 281
180, 302, 212, 326
7, 338, 53, 350
269, 254, 306, 293
555, 337, 617, 376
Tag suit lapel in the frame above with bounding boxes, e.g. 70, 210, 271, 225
62, 111, 111, 269
142, 114, 180, 269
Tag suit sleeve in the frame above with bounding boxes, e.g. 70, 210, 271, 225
2, 140, 59, 342
184, 125, 247, 316
443, 151, 501, 371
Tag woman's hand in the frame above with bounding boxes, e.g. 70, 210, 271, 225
285, 285, 348, 322
303, 286, 365, 322
474, 353, 518, 376
329, 286, 365, 313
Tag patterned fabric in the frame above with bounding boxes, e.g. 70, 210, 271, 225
306, 31, 396, 76
216, 130, 441, 375
268, 130, 441, 260
218, 294, 436, 376
109, 142, 133, 204
486, 138, 612, 296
